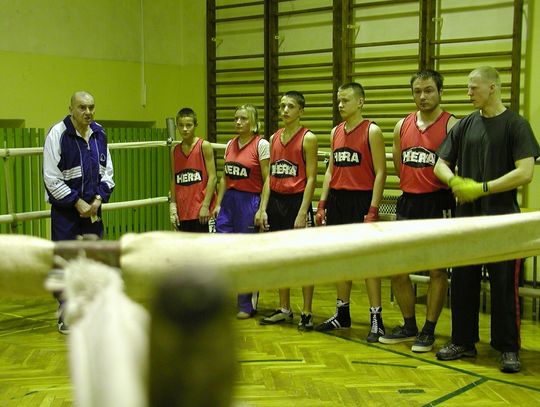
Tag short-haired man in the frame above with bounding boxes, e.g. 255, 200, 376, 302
434, 66, 540, 373
43, 91, 115, 333
379, 70, 457, 353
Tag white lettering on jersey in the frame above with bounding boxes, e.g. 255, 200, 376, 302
224, 162, 250, 179
176, 169, 203, 186
271, 159, 298, 178
333, 147, 361, 167
402, 147, 437, 168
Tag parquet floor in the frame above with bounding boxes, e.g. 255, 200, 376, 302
1, 281, 539, 406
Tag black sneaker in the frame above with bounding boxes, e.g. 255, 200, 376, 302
260, 309, 293, 325
378, 325, 417, 344
500, 352, 521, 373
411, 332, 435, 353
314, 312, 351, 331
298, 313, 314, 332
58, 318, 70, 335
57, 305, 69, 335
366, 312, 385, 343
436, 342, 477, 360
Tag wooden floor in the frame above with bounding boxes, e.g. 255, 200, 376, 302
1, 281, 540, 406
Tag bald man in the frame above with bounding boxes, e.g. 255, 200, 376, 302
43, 91, 115, 333
434, 66, 540, 373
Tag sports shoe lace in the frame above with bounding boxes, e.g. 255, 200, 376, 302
370, 313, 379, 333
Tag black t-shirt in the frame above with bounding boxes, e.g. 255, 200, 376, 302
437, 109, 540, 216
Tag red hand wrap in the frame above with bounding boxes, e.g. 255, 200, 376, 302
315, 200, 326, 226
364, 206, 379, 223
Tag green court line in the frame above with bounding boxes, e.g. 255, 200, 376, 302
351, 360, 418, 369
238, 359, 305, 364
421, 378, 488, 406
399, 389, 426, 394
322, 331, 540, 393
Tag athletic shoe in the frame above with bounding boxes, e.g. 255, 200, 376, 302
298, 313, 314, 332
378, 325, 417, 344
58, 318, 70, 335
237, 311, 254, 319
314, 312, 351, 331
500, 352, 521, 373
411, 332, 435, 353
260, 309, 293, 325
436, 343, 477, 360
57, 305, 69, 335
366, 312, 385, 343
251, 291, 259, 311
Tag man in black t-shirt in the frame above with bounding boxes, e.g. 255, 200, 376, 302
434, 66, 540, 373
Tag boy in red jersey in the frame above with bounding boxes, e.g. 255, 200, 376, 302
378, 70, 457, 353
170, 107, 217, 232
314, 82, 387, 342
256, 91, 318, 331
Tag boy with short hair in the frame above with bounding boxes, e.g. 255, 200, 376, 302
170, 107, 217, 232
257, 91, 318, 331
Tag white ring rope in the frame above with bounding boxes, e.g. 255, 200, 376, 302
1, 212, 540, 297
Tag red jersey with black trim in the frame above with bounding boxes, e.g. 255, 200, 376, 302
400, 111, 452, 193
224, 135, 264, 193
330, 120, 375, 191
173, 138, 216, 221
269, 127, 308, 194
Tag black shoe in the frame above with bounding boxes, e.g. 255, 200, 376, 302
366, 312, 385, 343
500, 352, 521, 373
57, 305, 69, 335
379, 325, 417, 344
436, 342, 477, 360
411, 332, 435, 353
57, 318, 70, 335
298, 313, 314, 332
314, 312, 351, 332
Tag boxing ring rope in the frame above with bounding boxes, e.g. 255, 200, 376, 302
0, 141, 331, 226
2, 211, 540, 297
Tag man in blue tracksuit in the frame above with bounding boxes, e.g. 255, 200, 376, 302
43, 91, 115, 333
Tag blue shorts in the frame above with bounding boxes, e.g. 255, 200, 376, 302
216, 189, 260, 233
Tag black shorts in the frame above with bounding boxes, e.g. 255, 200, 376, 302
267, 191, 314, 231
396, 189, 455, 220
178, 219, 210, 233
326, 189, 372, 226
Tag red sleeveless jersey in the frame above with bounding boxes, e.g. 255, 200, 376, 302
399, 111, 452, 193
269, 127, 308, 194
224, 135, 264, 193
173, 139, 216, 221
330, 120, 375, 191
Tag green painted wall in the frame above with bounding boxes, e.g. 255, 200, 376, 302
0, 0, 207, 132
525, 0, 540, 210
